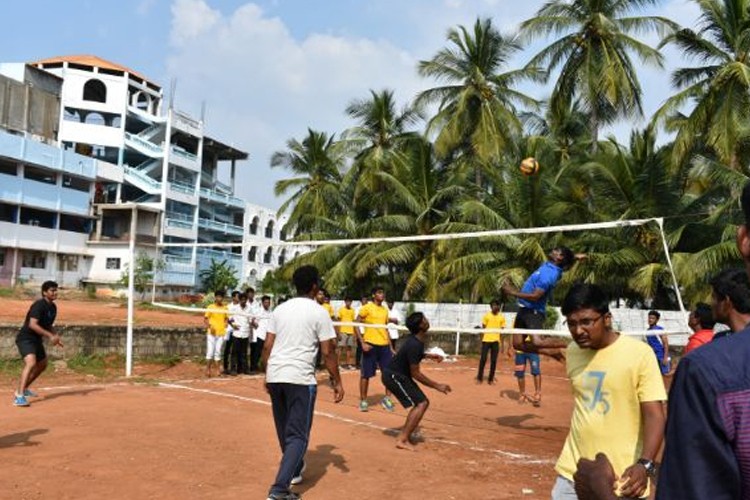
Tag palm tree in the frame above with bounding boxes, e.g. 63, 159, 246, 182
270, 129, 346, 234
655, 0, 750, 169
520, 0, 676, 150
340, 89, 422, 209
417, 17, 543, 186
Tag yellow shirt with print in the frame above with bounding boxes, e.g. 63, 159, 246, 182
481, 312, 505, 342
204, 303, 228, 337
555, 335, 667, 492
359, 302, 390, 346
338, 306, 356, 335
322, 302, 334, 318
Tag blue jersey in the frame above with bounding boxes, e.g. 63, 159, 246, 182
646, 325, 664, 354
518, 261, 563, 313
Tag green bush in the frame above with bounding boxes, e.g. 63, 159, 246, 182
86, 284, 97, 299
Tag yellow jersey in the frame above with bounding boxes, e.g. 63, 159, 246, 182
204, 303, 228, 336
555, 335, 667, 491
481, 312, 505, 342
358, 302, 390, 346
337, 306, 356, 335
322, 302, 334, 318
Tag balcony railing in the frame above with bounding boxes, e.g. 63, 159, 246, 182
168, 181, 197, 196
124, 132, 163, 156
198, 218, 243, 236
199, 187, 244, 208
165, 212, 195, 230
170, 145, 198, 163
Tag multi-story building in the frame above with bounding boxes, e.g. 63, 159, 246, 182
29, 55, 248, 294
0, 64, 111, 287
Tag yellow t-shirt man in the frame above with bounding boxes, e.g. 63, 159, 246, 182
322, 302, 334, 318
204, 304, 228, 337
358, 302, 390, 346
338, 306, 356, 335
481, 312, 505, 342
555, 335, 667, 489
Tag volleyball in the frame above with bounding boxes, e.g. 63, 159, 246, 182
519, 157, 539, 176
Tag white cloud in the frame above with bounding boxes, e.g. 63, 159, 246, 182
167, 0, 422, 208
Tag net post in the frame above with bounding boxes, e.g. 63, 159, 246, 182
126, 223, 135, 377
454, 301, 461, 356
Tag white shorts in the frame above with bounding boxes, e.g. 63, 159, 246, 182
206, 335, 225, 361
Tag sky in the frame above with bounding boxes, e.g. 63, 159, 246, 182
3, 0, 702, 209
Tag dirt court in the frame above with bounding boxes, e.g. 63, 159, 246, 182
0, 356, 574, 500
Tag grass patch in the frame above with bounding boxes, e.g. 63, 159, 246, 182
66, 353, 124, 377
143, 354, 182, 367
0, 358, 23, 374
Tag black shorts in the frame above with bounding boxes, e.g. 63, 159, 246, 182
382, 370, 427, 409
16, 335, 46, 361
514, 307, 546, 330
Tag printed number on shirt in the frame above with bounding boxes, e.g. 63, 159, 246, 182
581, 371, 610, 415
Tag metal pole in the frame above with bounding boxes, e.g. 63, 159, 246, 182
126, 210, 136, 377
455, 301, 462, 356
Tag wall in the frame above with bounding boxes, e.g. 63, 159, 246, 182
0, 325, 203, 359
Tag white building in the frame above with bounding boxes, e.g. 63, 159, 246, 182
242, 202, 311, 287
28, 55, 248, 294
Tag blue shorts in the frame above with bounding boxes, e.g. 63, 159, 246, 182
514, 352, 540, 377
652, 349, 670, 375
361, 344, 392, 379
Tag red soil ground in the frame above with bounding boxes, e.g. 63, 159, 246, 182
0, 357, 573, 500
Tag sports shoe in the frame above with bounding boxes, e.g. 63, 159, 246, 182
381, 396, 395, 412
13, 394, 30, 407
23, 389, 38, 398
266, 492, 301, 500
290, 461, 306, 485
359, 400, 369, 412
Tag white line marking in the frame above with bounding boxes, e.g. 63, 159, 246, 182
158, 382, 554, 465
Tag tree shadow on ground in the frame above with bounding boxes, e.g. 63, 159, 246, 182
296, 444, 349, 493
0, 428, 48, 448
496, 413, 566, 433
39, 388, 102, 402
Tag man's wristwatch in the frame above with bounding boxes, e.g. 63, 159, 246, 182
637, 458, 656, 478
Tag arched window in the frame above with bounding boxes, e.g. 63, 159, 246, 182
249, 216, 259, 235
84, 112, 105, 125
247, 246, 257, 262
248, 269, 258, 285
83, 79, 107, 103
278, 249, 286, 266
265, 220, 275, 239
263, 247, 273, 264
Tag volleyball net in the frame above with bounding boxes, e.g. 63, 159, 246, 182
143, 216, 690, 338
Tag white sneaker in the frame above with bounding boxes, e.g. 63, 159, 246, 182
290, 461, 306, 485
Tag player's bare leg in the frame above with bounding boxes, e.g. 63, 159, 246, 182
397, 400, 429, 451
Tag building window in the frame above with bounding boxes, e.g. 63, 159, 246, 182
58, 254, 79, 272
265, 220, 274, 239
280, 228, 287, 241
106, 258, 121, 270
0, 248, 5, 266
24, 166, 56, 184
249, 216, 259, 235
0, 203, 16, 223
263, 247, 273, 264
60, 214, 89, 234
248, 246, 257, 262
22, 251, 46, 269
83, 79, 107, 103
0, 159, 17, 176
62, 175, 90, 193
20, 207, 56, 228
278, 249, 286, 266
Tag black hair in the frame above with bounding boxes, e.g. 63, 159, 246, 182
344, 296, 353, 302
555, 246, 576, 269
490, 299, 500, 307
245, 287, 256, 294
648, 310, 661, 319
692, 302, 716, 329
293, 265, 320, 295
261, 295, 271, 302
231, 290, 240, 298
711, 268, 750, 314
742, 181, 750, 227
41, 280, 58, 293
561, 283, 610, 316
214, 290, 226, 297
371, 286, 384, 295
238, 292, 248, 300
406, 312, 425, 335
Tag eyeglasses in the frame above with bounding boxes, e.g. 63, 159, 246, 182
564, 314, 604, 330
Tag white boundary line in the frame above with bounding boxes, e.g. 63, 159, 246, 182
158, 381, 555, 465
